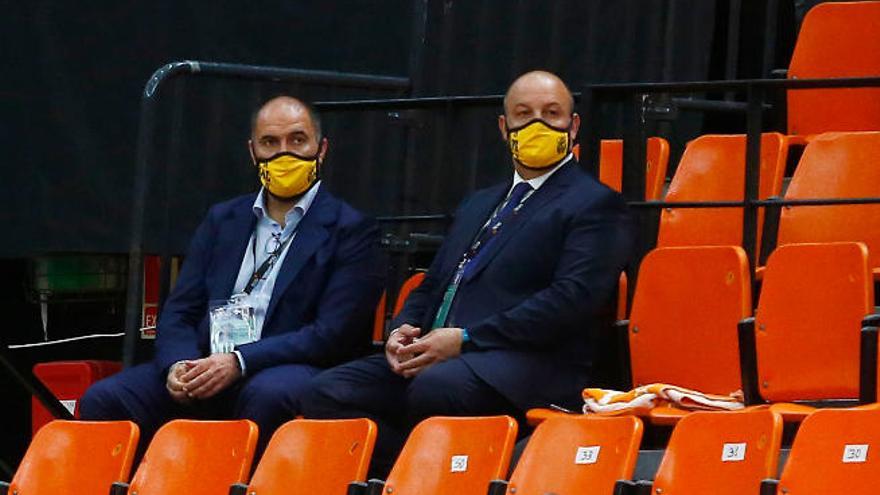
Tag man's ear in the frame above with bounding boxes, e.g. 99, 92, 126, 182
248, 139, 257, 166
498, 115, 508, 141
318, 137, 329, 163
569, 113, 581, 141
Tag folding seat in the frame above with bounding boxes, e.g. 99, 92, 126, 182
762, 407, 880, 495
392, 271, 425, 316
597, 137, 670, 320
488, 415, 642, 495
597, 137, 670, 200
230, 418, 375, 495
527, 245, 751, 426
111, 419, 258, 495
739, 242, 875, 422
786, 1, 880, 137
771, 131, 880, 279
2, 420, 138, 495
616, 409, 782, 495
350, 415, 517, 495
372, 271, 426, 344
657, 133, 788, 253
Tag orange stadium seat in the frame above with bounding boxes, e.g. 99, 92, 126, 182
392, 271, 426, 317
657, 133, 788, 253
739, 242, 874, 422
231, 418, 376, 495
786, 1, 880, 137
598, 137, 670, 200
772, 132, 880, 279
6, 420, 138, 495
354, 416, 517, 495
527, 245, 752, 427
763, 407, 880, 495
629, 246, 751, 420
618, 409, 782, 495
490, 415, 642, 495
113, 419, 257, 495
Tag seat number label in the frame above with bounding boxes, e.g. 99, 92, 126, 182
451, 455, 469, 472
843, 444, 869, 463
722, 443, 747, 462
575, 446, 601, 464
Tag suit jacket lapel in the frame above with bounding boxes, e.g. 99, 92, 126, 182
214, 195, 258, 300
462, 163, 576, 283
439, 183, 509, 280
263, 188, 336, 326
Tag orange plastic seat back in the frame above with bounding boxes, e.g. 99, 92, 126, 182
629, 246, 751, 394
392, 272, 426, 317
385, 416, 517, 495
598, 137, 670, 200
507, 415, 642, 495
777, 132, 880, 274
127, 419, 258, 495
755, 242, 873, 402
787, 1, 880, 136
246, 419, 376, 495
10, 420, 139, 495
775, 407, 880, 494
657, 133, 788, 251
653, 409, 782, 495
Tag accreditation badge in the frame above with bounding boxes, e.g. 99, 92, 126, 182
208, 293, 257, 354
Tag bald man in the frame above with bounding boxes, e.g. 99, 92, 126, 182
81, 95, 384, 454
302, 71, 635, 476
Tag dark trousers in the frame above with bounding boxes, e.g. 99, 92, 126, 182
80, 362, 321, 461
300, 353, 523, 478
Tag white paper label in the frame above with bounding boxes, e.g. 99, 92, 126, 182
61, 400, 77, 415
451, 455, 468, 472
575, 446, 601, 464
842, 444, 869, 463
722, 443, 747, 462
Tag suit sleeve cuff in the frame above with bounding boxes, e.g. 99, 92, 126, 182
232, 350, 247, 376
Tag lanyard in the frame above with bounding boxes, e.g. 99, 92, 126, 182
242, 232, 295, 295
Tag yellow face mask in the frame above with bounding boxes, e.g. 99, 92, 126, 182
507, 119, 571, 169
257, 152, 319, 198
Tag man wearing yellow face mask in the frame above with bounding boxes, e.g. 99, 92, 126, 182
81, 96, 385, 457
303, 71, 635, 477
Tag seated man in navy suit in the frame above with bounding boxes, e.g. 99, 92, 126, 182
81, 95, 384, 453
301, 71, 635, 476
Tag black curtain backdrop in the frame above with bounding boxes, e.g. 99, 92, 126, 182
1, 0, 727, 258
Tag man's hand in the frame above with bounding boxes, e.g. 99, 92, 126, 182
179, 353, 242, 400
385, 324, 421, 374
166, 361, 194, 404
395, 327, 463, 378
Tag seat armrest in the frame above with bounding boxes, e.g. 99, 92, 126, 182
613, 479, 653, 495
738, 317, 762, 405
109, 481, 129, 495
487, 479, 508, 495
347, 481, 369, 495
860, 326, 878, 404
229, 482, 248, 495
760, 478, 780, 495
616, 319, 633, 388
366, 479, 385, 495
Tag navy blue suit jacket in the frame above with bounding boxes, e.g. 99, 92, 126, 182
155, 187, 384, 375
394, 162, 634, 410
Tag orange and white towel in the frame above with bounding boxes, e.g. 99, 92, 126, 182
582, 384, 744, 415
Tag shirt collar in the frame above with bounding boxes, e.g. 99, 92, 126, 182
510, 153, 573, 192
252, 181, 322, 222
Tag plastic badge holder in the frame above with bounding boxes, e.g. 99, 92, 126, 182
209, 295, 257, 354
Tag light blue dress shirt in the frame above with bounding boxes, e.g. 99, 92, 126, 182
228, 182, 321, 374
